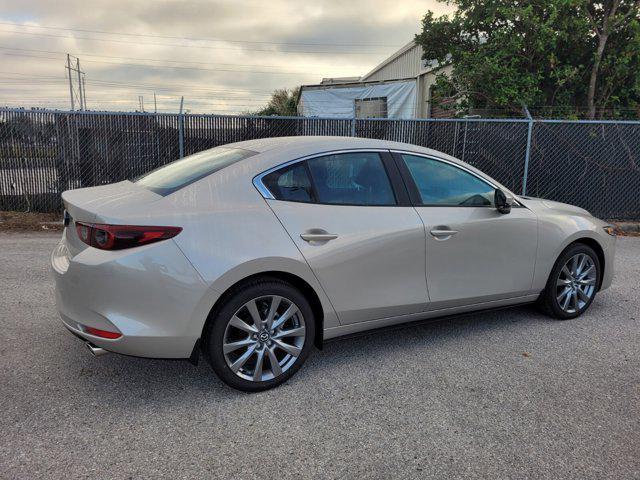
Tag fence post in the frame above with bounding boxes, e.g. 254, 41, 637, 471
522, 106, 533, 195
178, 96, 185, 159
351, 102, 356, 137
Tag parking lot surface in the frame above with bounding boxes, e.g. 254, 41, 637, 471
1, 232, 639, 479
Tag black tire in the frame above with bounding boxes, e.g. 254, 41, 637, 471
539, 243, 601, 320
203, 277, 315, 392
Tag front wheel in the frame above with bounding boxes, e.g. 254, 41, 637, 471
204, 278, 315, 392
539, 243, 601, 320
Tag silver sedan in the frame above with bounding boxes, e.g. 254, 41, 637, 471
52, 136, 616, 391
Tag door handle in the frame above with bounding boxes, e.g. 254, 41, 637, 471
300, 230, 338, 242
430, 228, 458, 239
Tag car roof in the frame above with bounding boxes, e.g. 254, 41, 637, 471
227, 136, 443, 157
217, 136, 514, 197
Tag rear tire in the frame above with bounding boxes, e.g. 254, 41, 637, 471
203, 277, 315, 392
539, 243, 601, 320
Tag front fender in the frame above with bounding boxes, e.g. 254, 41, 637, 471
532, 213, 614, 291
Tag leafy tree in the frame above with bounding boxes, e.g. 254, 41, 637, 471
415, 0, 640, 118
585, 1, 640, 117
252, 87, 301, 116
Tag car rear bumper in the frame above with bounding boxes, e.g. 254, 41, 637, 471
51, 230, 215, 358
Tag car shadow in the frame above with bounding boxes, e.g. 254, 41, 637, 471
49, 303, 560, 406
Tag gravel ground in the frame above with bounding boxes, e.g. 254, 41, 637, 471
1, 232, 639, 480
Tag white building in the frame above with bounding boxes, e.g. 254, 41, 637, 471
297, 41, 453, 119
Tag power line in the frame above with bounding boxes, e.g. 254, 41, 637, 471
1, 85, 382, 105
0, 71, 283, 95
1, 94, 273, 108
0, 28, 393, 55
0, 21, 404, 48
2, 51, 342, 76
0, 83, 273, 96
0, 46, 360, 72
3, 90, 368, 106
0, 67, 315, 112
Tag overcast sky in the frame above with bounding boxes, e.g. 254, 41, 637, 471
0, 0, 452, 113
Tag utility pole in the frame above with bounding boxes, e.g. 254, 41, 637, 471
154, 92, 157, 113
65, 54, 87, 111
138, 95, 145, 112
82, 76, 87, 110
66, 54, 75, 111
178, 96, 185, 159
76, 58, 84, 110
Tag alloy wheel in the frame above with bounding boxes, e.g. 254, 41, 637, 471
555, 253, 597, 314
222, 295, 306, 382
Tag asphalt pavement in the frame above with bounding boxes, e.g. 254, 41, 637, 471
1, 232, 638, 479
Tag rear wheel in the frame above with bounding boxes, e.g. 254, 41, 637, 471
204, 278, 315, 391
539, 243, 601, 320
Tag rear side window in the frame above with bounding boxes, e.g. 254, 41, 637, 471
262, 163, 314, 202
261, 152, 396, 206
136, 147, 256, 195
306, 152, 396, 205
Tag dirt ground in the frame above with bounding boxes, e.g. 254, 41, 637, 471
0, 211, 63, 231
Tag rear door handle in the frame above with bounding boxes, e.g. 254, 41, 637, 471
430, 229, 458, 238
300, 230, 338, 242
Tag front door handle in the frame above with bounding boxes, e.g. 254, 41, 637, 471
430, 228, 458, 239
300, 230, 338, 242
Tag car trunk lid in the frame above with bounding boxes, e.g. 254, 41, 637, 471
61, 181, 162, 256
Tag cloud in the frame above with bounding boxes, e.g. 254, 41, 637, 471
0, 0, 453, 113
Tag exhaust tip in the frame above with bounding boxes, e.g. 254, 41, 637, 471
85, 341, 109, 357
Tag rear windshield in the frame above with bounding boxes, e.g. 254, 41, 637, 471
136, 147, 257, 195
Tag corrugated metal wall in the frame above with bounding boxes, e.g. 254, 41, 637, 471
314, 43, 452, 118
363, 44, 424, 82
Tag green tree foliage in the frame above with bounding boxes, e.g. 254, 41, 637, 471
415, 0, 640, 118
252, 87, 301, 116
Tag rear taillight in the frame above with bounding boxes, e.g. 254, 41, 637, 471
75, 222, 182, 250
84, 325, 122, 339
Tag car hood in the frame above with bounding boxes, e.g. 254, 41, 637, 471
518, 196, 591, 217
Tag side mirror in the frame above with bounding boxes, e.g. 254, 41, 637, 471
494, 189, 512, 214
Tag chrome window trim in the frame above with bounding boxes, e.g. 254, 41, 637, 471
390, 149, 523, 208
390, 149, 499, 189
252, 148, 390, 200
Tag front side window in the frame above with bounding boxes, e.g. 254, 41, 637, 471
402, 154, 494, 206
136, 147, 256, 195
306, 152, 396, 205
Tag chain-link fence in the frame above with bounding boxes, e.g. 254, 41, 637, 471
1, 108, 639, 219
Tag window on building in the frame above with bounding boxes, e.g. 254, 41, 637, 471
354, 97, 388, 119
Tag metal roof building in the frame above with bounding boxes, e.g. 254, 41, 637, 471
298, 41, 452, 119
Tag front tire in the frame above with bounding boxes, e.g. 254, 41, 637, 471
539, 243, 601, 320
204, 277, 315, 392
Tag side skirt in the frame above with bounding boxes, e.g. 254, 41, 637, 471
323, 294, 540, 341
